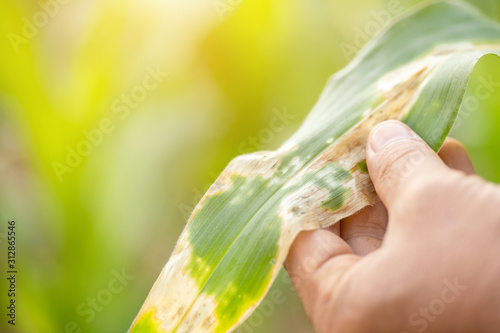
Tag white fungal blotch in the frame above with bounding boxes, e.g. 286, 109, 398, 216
289, 156, 305, 173
268, 177, 280, 187
280, 156, 305, 175
279, 183, 329, 229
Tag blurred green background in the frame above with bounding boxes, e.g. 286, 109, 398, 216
0, 0, 499, 332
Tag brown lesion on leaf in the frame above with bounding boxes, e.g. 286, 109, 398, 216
187, 145, 298, 220
312, 61, 431, 172
175, 306, 185, 319
277, 54, 433, 244
201, 316, 216, 330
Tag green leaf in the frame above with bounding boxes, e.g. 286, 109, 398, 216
130, 2, 500, 332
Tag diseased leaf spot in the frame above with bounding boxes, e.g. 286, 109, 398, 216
202, 316, 215, 329
176, 306, 185, 318
185, 174, 281, 333
357, 161, 369, 174
321, 186, 351, 211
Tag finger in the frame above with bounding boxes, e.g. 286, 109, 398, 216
438, 138, 475, 175
366, 120, 448, 210
285, 230, 359, 312
339, 201, 388, 256
328, 221, 341, 236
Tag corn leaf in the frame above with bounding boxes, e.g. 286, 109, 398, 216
130, 2, 500, 332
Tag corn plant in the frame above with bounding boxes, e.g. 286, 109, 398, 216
129, 2, 500, 332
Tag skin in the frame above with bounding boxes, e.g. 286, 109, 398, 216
285, 120, 500, 333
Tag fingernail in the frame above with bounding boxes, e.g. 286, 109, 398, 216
369, 122, 413, 153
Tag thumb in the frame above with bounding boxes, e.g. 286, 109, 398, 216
366, 120, 448, 210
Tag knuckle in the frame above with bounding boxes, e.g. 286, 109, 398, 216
342, 221, 385, 241
393, 176, 433, 208
393, 171, 462, 213
405, 176, 436, 199
463, 173, 494, 190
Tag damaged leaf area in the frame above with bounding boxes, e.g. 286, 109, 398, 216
130, 2, 500, 333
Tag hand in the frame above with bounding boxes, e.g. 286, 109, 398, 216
285, 120, 500, 333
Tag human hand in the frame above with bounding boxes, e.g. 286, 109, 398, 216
285, 120, 500, 333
